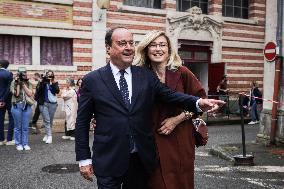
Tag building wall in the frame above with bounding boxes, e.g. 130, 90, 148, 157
0, 0, 93, 83
258, 0, 284, 144
107, 0, 266, 94
0, 0, 94, 119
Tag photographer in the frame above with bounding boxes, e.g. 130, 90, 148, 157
36, 70, 59, 144
11, 68, 34, 151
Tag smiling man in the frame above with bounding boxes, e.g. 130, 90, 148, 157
75, 27, 225, 189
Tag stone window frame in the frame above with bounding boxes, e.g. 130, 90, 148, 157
32, 0, 73, 5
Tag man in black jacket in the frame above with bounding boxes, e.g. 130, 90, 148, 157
0, 60, 14, 146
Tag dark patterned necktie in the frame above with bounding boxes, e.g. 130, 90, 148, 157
119, 70, 130, 107
119, 70, 136, 152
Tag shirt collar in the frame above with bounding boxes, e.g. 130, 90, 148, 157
109, 62, 131, 76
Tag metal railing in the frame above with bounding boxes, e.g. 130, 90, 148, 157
205, 94, 241, 122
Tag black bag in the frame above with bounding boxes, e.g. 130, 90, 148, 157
193, 130, 206, 147
193, 118, 208, 147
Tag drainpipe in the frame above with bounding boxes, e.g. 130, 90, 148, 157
270, 0, 283, 144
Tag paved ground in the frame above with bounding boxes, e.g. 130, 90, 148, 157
0, 133, 96, 189
0, 124, 283, 189
197, 124, 284, 189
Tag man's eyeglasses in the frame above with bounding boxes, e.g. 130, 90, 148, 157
148, 42, 168, 50
115, 40, 135, 47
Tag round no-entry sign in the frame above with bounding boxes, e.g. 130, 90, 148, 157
263, 42, 277, 62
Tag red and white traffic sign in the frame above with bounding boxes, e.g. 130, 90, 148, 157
263, 42, 277, 62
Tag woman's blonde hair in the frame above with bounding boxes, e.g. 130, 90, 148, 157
134, 30, 182, 71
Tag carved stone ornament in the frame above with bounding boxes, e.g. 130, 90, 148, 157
168, 6, 222, 37
167, 6, 223, 63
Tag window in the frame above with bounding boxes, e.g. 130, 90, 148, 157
177, 0, 208, 14
222, 0, 249, 19
0, 35, 32, 65
40, 37, 73, 66
123, 0, 161, 9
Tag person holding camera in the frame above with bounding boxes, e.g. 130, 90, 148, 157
36, 70, 59, 144
10, 68, 34, 151
0, 60, 14, 146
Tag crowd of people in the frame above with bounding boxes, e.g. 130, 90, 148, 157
0, 60, 82, 150
0, 26, 263, 189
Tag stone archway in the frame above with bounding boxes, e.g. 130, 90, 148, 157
167, 6, 223, 63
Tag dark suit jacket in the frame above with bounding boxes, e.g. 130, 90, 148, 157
75, 64, 199, 177
0, 68, 13, 103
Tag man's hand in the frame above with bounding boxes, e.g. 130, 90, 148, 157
198, 99, 226, 113
79, 164, 94, 182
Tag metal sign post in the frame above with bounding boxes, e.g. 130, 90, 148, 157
233, 94, 254, 166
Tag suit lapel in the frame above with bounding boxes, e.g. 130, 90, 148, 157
165, 69, 181, 90
130, 66, 143, 112
99, 64, 128, 110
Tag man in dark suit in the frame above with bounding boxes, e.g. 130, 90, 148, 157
0, 60, 14, 146
75, 27, 224, 189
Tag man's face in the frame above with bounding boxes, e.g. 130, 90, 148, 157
107, 28, 135, 69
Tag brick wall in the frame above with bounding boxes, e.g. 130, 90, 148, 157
107, 0, 266, 94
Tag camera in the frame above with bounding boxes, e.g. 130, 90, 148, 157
16, 67, 28, 82
41, 73, 54, 83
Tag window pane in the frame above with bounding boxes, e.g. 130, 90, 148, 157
195, 52, 208, 60
181, 0, 191, 11
192, 1, 200, 7
200, 2, 208, 14
234, 0, 241, 6
226, 0, 234, 6
225, 6, 234, 17
179, 50, 192, 59
124, 0, 161, 9
153, 0, 161, 8
242, 8, 248, 19
178, 0, 208, 13
242, 0, 249, 7
234, 7, 242, 18
41, 37, 72, 66
0, 35, 32, 65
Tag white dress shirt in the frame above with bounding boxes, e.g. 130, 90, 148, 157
109, 62, 132, 103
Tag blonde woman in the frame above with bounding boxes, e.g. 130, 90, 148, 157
61, 78, 78, 140
134, 30, 207, 189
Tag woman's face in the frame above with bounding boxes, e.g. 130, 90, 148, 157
78, 79, 82, 87
147, 35, 169, 65
66, 80, 71, 87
